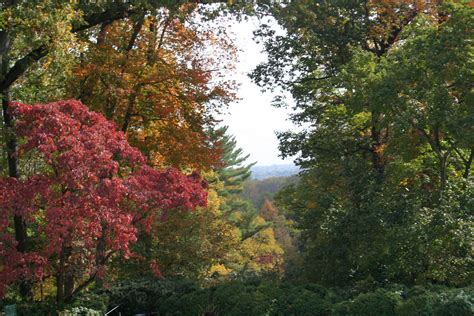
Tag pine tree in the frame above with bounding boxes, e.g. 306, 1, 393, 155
211, 126, 256, 218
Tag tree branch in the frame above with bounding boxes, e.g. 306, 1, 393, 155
72, 4, 139, 34
295, 75, 332, 84
0, 4, 141, 91
157, 17, 171, 51
374, 8, 418, 57
0, 45, 47, 91
65, 250, 116, 302
125, 14, 145, 53
463, 149, 473, 180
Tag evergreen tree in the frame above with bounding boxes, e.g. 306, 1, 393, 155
211, 127, 284, 275
216, 126, 255, 195
212, 126, 257, 218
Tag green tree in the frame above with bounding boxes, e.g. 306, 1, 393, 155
258, 1, 473, 286
212, 126, 258, 229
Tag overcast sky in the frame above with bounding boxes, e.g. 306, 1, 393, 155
217, 17, 296, 166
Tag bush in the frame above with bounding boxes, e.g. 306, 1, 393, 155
71, 291, 109, 313
332, 300, 352, 316
156, 287, 214, 315
343, 289, 402, 316
6, 280, 471, 315
12, 293, 106, 316
433, 288, 473, 316
154, 280, 334, 315
158, 280, 278, 315
396, 293, 438, 315
273, 285, 332, 316
58, 306, 102, 316
15, 300, 61, 316
397, 286, 473, 316
105, 277, 199, 315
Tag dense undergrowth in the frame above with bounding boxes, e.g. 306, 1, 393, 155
3, 278, 472, 315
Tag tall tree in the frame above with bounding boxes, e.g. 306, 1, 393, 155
256, 1, 473, 286
0, 1, 236, 298
212, 126, 256, 224
0, 1, 164, 298
70, 5, 237, 169
210, 127, 284, 275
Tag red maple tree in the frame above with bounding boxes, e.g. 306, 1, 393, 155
0, 100, 207, 302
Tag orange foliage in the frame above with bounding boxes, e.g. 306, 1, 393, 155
70, 6, 237, 170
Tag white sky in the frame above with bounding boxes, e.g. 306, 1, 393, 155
218, 17, 296, 166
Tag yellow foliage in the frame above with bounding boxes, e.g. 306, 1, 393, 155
208, 263, 232, 277
236, 227, 285, 274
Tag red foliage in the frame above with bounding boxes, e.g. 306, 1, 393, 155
0, 100, 207, 297
256, 254, 275, 265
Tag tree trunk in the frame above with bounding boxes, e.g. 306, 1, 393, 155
94, 224, 107, 289
56, 249, 66, 303
64, 272, 75, 301
370, 112, 385, 180
56, 245, 73, 303
463, 149, 473, 181
1, 29, 32, 300
122, 91, 137, 132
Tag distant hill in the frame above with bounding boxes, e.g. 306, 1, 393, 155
250, 164, 299, 180
242, 175, 298, 209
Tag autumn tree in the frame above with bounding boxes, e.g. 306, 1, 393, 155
259, 199, 300, 277
0, 1, 241, 299
69, 4, 237, 170
0, 1, 177, 299
0, 100, 207, 302
114, 170, 241, 283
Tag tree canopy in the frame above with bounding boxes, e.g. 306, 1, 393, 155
257, 1, 473, 286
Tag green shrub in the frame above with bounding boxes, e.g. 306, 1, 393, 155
433, 288, 473, 316
153, 280, 334, 315
275, 286, 332, 316
344, 289, 402, 316
71, 291, 108, 313
105, 277, 199, 315
158, 288, 213, 315
396, 293, 438, 315
397, 287, 473, 316
159, 280, 279, 315
16, 300, 59, 316
6, 280, 470, 316
332, 300, 352, 316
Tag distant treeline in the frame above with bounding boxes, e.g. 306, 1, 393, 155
250, 164, 300, 180
242, 175, 298, 209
